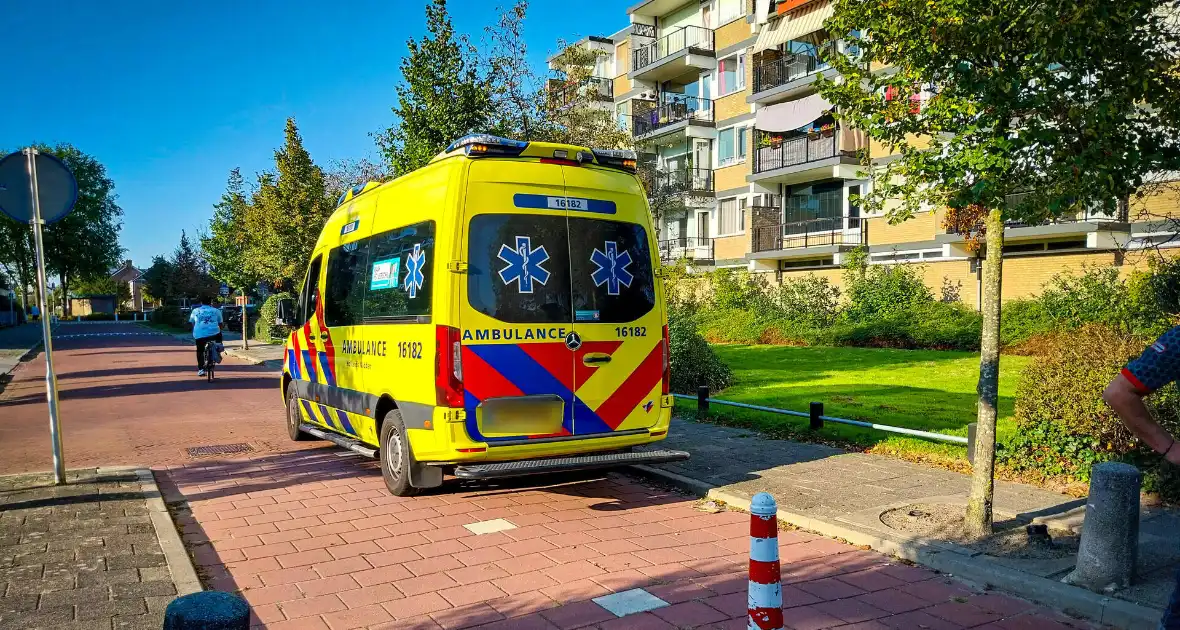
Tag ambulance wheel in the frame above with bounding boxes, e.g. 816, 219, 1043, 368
286, 382, 311, 441
379, 410, 419, 497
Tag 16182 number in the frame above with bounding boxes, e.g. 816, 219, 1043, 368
615, 326, 647, 338
398, 341, 422, 359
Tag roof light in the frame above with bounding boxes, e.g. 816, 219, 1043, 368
445, 134, 529, 157
591, 148, 638, 173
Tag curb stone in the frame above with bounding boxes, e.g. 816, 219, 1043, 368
115, 466, 203, 596
630, 464, 1159, 630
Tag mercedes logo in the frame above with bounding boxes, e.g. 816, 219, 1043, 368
565, 331, 582, 351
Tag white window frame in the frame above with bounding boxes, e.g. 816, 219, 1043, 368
717, 52, 747, 96
715, 0, 744, 26
717, 197, 745, 237
716, 124, 748, 168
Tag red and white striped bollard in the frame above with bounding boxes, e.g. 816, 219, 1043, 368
748, 492, 783, 630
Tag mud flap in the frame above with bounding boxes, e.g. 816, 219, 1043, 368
408, 454, 443, 488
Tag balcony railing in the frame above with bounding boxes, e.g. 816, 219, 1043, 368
751, 216, 865, 253
632, 26, 715, 72
653, 167, 714, 195
550, 76, 614, 107
658, 237, 715, 264
632, 95, 714, 137
753, 130, 839, 173
753, 52, 828, 93
944, 194, 1130, 234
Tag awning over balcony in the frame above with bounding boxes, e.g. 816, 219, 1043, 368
755, 92, 832, 132
753, 0, 834, 52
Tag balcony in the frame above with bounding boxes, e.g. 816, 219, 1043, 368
549, 77, 614, 108
749, 128, 863, 185
751, 216, 865, 254
652, 167, 714, 196
658, 237, 715, 264
630, 26, 715, 83
632, 95, 714, 139
752, 52, 828, 95
938, 193, 1131, 248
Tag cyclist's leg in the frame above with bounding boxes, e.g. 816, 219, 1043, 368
195, 335, 212, 370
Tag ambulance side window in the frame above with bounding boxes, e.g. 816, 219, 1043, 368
325, 240, 370, 327
364, 221, 435, 322
298, 255, 323, 325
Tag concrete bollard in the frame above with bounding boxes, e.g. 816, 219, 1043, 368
163, 591, 250, 630
748, 492, 784, 630
1063, 462, 1141, 593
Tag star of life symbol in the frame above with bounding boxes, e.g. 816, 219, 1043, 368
498, 236, 550, 293
590, 241, 633, 296
404, 243, 426, 298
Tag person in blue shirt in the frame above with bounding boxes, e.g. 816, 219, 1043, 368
189, 297, 224, 376
1103, 325, 1180, 629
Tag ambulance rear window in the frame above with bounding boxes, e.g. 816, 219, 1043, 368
466, 214, 655, 324
467, 214, 572, 324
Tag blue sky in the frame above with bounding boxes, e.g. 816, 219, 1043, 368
2, 0, 632, 267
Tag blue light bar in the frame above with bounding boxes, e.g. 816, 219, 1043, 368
445, 134, 529, 156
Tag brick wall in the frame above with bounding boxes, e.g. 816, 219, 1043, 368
715, 233, 749, 259
1000, 252, 1117, 301
715, 92, 748, 122
1131, 185, 1180, 220
714, 15, 750, 50
866, 211, 939, 246
714, 161, 749, 191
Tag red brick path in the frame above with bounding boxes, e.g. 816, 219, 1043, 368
0, 323, 298, 474
2, 324, 1102, 629
158, 452, 1098, 630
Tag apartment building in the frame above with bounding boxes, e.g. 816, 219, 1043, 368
581, 0, 1180, 308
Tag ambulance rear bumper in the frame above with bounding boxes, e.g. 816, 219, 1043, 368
452, 449, 690, 480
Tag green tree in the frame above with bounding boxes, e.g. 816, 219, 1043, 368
818, 0, 1180, 535
33, 145, 124, 316
141, 255, 175, 304
247, 118, 335, 288
484, 0, 548, 140
170, 231, 219, 300
0, 221, 33, 311
376, 0, 494, 175
201, 168, 256, 293
323, 157, 390, 202
544, 42, 632, 150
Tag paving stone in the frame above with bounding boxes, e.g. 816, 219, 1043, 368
110, 580, 176, 600
111, 611, 166, 630
77, 568, 140, 588
75, 598, 148, 621
136, 566, 169, 583
5, 574, 76, 596
39, 585, 111, 609
105, 555, 165, 571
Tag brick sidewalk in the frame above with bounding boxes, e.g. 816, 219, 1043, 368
157, 449, 1101, 630
0, 469, 178, 630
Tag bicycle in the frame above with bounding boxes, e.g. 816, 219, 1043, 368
203, 341, 222, 382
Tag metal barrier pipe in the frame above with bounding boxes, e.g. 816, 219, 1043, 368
671, 393, 968, 445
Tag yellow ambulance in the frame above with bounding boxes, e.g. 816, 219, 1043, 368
279, 135, 688, 495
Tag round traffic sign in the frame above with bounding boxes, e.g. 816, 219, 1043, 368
0, 151, 78, 224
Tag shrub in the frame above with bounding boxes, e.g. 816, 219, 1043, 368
841, 249, 933, 321
1000, 324, 1180, 498
1038, 265, 1126, 330
1000, 299, 1055, 347
81, 312, 114, 321
668, 309, 732, 394
149, 305, 185, 329
256, 292, 294, 344
772, 273, 841, 326
709, 268, 769, 312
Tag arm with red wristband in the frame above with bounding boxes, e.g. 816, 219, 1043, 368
1104, 325, 1180, 465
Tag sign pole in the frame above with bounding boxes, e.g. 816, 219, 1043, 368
25, 148, 66, 485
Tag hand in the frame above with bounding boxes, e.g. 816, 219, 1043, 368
1166, 443, 1180, 467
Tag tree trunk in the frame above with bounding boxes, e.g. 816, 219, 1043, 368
242, 301, 249, 350
965, 208, 1004, 537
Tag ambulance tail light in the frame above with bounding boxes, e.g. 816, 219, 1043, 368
661, 324, 670, 395
436, 326, 464, 407
591, 148, 638, 173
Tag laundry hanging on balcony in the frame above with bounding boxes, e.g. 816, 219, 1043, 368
755, 93, 833, 132
753, 0, 834, 52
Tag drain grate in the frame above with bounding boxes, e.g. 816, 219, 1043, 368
186, 443, 254, 457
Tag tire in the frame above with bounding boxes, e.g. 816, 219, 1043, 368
285, 382, 312, 441
379, 410, 419, 497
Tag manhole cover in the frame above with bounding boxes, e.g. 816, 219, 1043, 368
186, 443, 254, 457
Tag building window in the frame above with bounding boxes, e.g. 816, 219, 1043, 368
718, 126, 747, 166
718, 198, 742, 235
717, 0, 744, 24
718, 53, 747, 96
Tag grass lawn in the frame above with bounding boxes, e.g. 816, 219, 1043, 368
676, 344, 1032, 467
